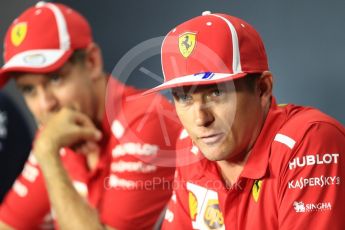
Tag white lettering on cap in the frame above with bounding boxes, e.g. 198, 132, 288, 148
23, 54, 46, 66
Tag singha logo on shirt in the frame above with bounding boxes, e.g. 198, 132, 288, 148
293, 201, 332, 213
293, 201, 306, 212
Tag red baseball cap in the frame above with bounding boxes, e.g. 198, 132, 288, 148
144, 11, 269, 94
0, 1, 93, 87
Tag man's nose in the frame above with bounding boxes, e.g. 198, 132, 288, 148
38, 89, 58, 112
194, 102, 215, 127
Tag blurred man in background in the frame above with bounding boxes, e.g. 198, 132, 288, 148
0, 1, 180, 229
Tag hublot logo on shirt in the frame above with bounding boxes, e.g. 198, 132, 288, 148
289, 153, 339, 170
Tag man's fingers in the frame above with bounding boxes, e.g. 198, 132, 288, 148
60, 107, 95, 129
70, 127, 101, 154
62, 108, 102, 141
73, 141, 100, 155
66, 126, 102, 152
39, 107, 102, 151
76, 126, 102, 142
71, 110, 96, 128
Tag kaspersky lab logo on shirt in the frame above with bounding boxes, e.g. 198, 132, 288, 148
293, 201, 332, 213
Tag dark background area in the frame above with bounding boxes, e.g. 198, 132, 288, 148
60, 0, 345, 127
1, 0, 344, 126
0, 0, 344, 199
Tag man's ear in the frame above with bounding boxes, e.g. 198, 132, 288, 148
84, 43, 104, 80
257, 71, 273, 106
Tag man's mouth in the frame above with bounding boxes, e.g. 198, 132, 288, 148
198, 133, 225, 145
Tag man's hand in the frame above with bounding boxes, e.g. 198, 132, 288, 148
29, 108, 107, 230
33, 108, 102, 162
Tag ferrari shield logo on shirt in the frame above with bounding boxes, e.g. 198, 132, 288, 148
11, 22, 27, 46
189, 191, 198, 220
179, 32, 196, 58
252, 180, 263, 202
186, 182, 225, 230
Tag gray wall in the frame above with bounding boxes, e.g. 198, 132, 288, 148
1, 0, 344, 125
0, 0, 38, 133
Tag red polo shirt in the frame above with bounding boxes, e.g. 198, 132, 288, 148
162, 98, 345, 229
0, 78, 181, 229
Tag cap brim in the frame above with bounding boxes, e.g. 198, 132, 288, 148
0, 49, 73, 87
142, 72, 247, 95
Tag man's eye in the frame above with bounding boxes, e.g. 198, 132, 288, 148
211, 89, 223, 97
49, 74, 61, 84
173, 93, 192, 104
204, 88, 225, 103
18, 85, 35, 95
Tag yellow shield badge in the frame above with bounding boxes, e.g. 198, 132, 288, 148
252, 180, 263, 202
189, 191, 198, 220
11, 22, 27, 47
179, 32, 196, 58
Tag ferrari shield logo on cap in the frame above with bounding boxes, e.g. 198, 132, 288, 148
179, 32, 196, 58
11, 22, 27, 47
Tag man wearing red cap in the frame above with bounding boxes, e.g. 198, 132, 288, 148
0, 2, 181, 229
144, 12, 345, 229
